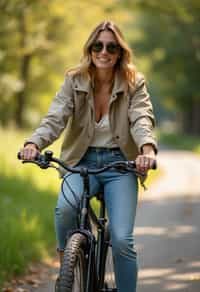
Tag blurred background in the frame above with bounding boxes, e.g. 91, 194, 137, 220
1, 0, 200, 139
0, 0, 200, 289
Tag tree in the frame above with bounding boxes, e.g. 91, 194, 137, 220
123, 0, 200, 134
0, 0, 130, 128
0, 0, 65, 127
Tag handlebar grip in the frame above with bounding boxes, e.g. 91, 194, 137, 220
152, 160, 157, 170
129, 160, 157, 170
44, 150, 53, 160
17, 152, 41, 161
17, 152, 22, 160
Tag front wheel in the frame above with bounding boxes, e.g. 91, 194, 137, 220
102, 228, 117, 291
58, 233, 87, 292
103, 244, 117, 291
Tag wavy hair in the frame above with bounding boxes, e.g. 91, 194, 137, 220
66, 21, 137, 87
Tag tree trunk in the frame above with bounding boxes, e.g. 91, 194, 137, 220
15, 10, 31, 128
15, 54, 31, 128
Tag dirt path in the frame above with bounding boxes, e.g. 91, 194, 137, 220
4, 150, 200, 291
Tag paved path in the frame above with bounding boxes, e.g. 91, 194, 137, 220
136, 150, 200, 292
5, 150, 200, 291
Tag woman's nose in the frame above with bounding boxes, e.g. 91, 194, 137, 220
101, 45, 108, 54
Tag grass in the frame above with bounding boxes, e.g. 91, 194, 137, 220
0, 127, 61, 288
158, 131, 200, 154
0, 126, 161, 288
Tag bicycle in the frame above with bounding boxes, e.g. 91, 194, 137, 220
18, 150, 156, 292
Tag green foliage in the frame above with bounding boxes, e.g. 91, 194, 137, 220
158, 131, 200, 153
0, 127, 61, 287
1, 0, 200, 134
0, 0, 131, 127
123, 0, 200, 134
0, 173, 56, 285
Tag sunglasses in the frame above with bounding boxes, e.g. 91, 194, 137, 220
90, 41, 120, 54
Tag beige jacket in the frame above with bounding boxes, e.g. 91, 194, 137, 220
26, 72, 157, 175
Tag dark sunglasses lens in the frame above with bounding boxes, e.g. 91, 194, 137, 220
91, 42, 103, 52
91, 41, 120, 54
107, 43, 119, 54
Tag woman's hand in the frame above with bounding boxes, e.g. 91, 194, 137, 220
135, 144, 156, 173
20, 143, 40, 160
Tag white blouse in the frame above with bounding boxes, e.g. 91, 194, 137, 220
90, 114, 118, 148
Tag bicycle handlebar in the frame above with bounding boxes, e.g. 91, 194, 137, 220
17, 150, 157, 175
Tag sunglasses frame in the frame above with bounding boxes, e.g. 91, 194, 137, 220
90, 41, 121, 55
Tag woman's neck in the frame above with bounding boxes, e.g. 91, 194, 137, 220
94, 68, 115, 86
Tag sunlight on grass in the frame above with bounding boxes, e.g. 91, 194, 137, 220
0, 127, 61, 287
194, 144, 200, 154
157, 130, 200, 154
0, 127, 61, 192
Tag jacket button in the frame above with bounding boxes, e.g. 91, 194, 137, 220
116, 135, 119, 139
112, 94, 117, 100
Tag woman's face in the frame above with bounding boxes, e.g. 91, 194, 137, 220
90, 30, 120, 71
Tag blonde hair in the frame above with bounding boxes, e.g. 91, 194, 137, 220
66, 21, 137, 87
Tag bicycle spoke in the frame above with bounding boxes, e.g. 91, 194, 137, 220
72, 256, 84, 292
104, 246, 116, 288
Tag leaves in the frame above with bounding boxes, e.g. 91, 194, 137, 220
0, 0, 130, 127
123, 0, 200, 133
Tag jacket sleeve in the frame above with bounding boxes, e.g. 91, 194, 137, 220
25, 75, 74, 150
128, 73, 158, 153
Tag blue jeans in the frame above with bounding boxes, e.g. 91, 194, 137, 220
55, 147, 138, 292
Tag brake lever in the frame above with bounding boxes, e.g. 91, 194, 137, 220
22, 158, 50, 169
36, 158, 50, 169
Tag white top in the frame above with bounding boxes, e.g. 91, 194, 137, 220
90, 114, 118, 148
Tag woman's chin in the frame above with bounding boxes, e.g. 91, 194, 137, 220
94, 63, 114, 70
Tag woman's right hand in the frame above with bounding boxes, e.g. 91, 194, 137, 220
20, 143, 40, 160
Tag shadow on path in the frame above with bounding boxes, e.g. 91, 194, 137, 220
136, 194, 200, 292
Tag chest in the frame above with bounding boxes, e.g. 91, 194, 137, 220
93, 89, 111, 122
73, 89, 129, 127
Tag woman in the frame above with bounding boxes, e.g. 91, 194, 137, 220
20, 21, 157, 292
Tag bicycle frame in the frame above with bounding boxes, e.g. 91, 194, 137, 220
18, 150, 155, 292
67, 169, 112, 292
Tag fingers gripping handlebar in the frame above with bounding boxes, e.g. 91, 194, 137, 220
17, 150, 53, 169
18, 150, 157, 173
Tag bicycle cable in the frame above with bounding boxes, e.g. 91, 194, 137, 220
61, 173, 81, 212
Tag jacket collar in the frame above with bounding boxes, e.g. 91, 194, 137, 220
112, 70, 126, 95
72, 71, 126, 95
72, 74, 91, 93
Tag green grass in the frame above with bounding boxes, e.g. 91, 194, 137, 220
158, 131, 200, 154
0, 127, 61, 287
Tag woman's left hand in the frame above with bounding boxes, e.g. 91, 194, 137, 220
135, 144, 156, 173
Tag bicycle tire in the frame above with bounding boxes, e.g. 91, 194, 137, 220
103, 244, 116, 290
58, 233, 87, 292
102, 228, 117, 291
